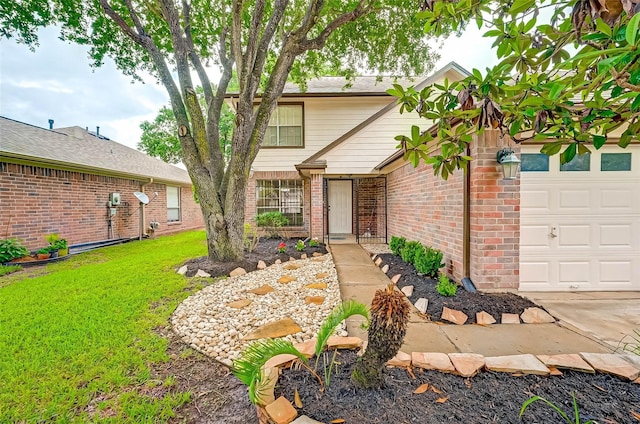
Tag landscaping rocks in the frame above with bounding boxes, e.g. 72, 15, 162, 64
265, 396, 298, 424
412, 352, 456, 373
536, 354, 594, 373
374, 257, 383, 266
381, 264, 389, 273
257, 260, 267, 270
400, 285, 414, 297
387, 351, 412, 367
244, 318, 303, 341
305, 296, 325, 305
476, 311, 496, 325
227, 299, 252, 309
327, 336, 363, 350
195, 269, 211, 278
172, 254, 343, 363
278, 275, 297, 284
230, 267, 247, 277
448, 353, 485, 377
580, 352, 640, 380
520, 307, 555, 324
501, 313, 521, 324
391, 274, 401, 284
441, 307, 468, 325
177, 265, 188, 275
414, 298, 428, 314
485, 354, 549, 376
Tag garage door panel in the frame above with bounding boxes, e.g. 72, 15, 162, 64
520, 225, 552, 248
599, 261, 633, 283
599, 224, 633, 247
557, 225, 590, 247
558, 190, 591, 209
520, 145, 639, 291
520, 262, 551, 284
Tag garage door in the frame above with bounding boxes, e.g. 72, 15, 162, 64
519, 144, 640, 291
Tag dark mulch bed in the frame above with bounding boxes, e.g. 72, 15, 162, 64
277, 350, 640, 424
379, 253, 539, 324
182, 238, 328, 278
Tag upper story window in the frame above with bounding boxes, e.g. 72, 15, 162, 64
167, 186, 181, 222
263, 104, 303, 147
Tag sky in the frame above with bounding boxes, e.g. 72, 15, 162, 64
0, 24, 498, 151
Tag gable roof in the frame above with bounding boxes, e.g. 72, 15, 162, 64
301, 62, 470, 164
0, 116, 192, 185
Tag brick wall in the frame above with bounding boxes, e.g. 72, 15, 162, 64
385, 130, 521, 290
245, 170, 310, 238
387, 161, 464, 281
356, 178, 386, 239
310, 173, 324, 240
0, 162, 203, 250
468, 131, 520, 290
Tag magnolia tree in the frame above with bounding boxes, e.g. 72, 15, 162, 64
391, 0, 640, 178
3, 0, 441, 261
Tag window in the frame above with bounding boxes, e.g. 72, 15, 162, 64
263, 104, 303, 147
560, 153, 591, 171
167, 186, 181, 222
256, 180, 304, 226
521, 153, 549, 172
601, 153, 631, 171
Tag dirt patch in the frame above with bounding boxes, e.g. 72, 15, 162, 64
379, 253, 539, 324
154, 326, 258, 424
277, 350, 640, 424
182, 238, 328, 278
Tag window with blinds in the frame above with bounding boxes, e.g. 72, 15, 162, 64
262, 104, 303, 147
167, 186, 181, 222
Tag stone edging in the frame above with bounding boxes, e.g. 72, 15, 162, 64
256, 336, 640, 424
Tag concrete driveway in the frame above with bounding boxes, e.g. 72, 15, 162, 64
519, 291, 640, 350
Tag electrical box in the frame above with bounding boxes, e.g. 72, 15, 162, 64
109, 192, 121, 206
109, 208, 117, 216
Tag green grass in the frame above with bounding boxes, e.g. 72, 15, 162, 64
0, 264, 21, 277
0, 231, 208, 422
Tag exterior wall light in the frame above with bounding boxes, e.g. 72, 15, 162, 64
497, 149, 521, 180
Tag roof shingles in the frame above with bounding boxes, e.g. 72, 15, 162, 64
0, 116, 191, 185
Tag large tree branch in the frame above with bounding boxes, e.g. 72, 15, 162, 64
158, 0, 212, 174
298, 0, 375, 51
231, 0, 245, 88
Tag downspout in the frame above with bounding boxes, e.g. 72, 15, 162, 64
461, 145, 477, 293
140, 178, 153, 240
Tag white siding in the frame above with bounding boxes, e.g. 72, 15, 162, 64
252, 97, 389, 171
320, 105, 427, 174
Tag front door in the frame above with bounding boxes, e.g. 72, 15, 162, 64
328, 180, 352, 234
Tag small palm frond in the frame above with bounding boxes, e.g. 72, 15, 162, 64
231, 339, 307, 404
315, 300, 369, 358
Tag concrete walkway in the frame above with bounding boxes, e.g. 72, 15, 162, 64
331, 244, 610, 356
520, 291, 640, 350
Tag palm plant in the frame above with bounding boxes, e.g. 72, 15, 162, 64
520, 393, 595, 424
314, 300, 369, 362
351, 284, 410, 388
231, 339, 307, 405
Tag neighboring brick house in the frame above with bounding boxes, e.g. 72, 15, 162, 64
233, 61, 640, 292
0, 116, 204, 250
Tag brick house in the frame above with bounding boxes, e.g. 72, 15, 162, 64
235, 61, 639, 292
0, 116, 204, 250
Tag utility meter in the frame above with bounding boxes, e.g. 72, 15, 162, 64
109, 192, 121, 206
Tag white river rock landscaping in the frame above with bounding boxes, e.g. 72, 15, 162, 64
172, 254, 344, 365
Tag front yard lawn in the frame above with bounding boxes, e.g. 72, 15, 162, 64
0, 231, 211, 422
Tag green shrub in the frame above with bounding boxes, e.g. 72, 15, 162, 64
243, 223, 260, 253
309, 238, 320, 247
0, 239, 30, 263
255, 212, 289, 238
400, 241, 423, 265
414, 246, 445, 278
389, 236, 406, 256
296, 240, 305, 251
436, 274, 458, 297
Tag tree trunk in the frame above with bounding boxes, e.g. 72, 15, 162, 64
192, 171, 246, 263
351, 352, 386, 389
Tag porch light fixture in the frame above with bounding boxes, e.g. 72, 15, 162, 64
496, 149, 521, 180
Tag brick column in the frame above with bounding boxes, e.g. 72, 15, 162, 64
309, 172, 324, 240
468, 130, 521, 290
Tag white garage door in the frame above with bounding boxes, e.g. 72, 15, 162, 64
520, 144, 640, 291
